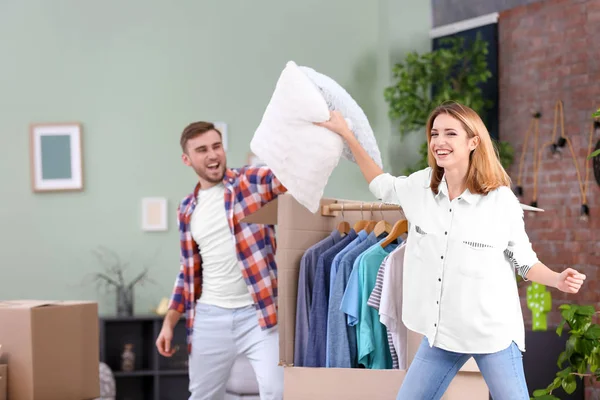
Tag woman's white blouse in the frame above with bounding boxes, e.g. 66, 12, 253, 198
369, 168, 539, 354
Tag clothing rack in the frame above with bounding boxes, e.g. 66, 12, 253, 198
321, 200, 404, 217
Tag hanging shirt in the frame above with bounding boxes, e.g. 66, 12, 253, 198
357, 242, 398, 369
329, 230, 369, 304
325, 229, 369, 365
294, 230, 343, 367
367, 244, 407, 369
305, 231, 357, 367
342, 236, 393, 328
369, 167, 539, 353
327, 232, 378, 368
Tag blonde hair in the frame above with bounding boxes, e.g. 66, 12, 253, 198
425, 102, 510, 195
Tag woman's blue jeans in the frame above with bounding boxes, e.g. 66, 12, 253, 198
397, 338, 529, 400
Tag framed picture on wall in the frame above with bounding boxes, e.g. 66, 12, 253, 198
30, 123, 84, 192
141, 197, 168, 231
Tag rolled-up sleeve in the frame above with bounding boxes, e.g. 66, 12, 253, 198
503, 189, 539, 279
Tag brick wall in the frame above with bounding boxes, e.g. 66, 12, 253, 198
499, 0, 600, 397
432, 0, 542, 27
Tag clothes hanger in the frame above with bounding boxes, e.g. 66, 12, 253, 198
336, 203, 350, 236
373, 203, 392, 238
352, 203, 368, 232
363, 203, 377, 233
380, 215, 408, 248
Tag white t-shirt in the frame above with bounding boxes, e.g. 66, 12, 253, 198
379, 243, 408, 369
190, 183, 254, 309
369, 167, 539, 354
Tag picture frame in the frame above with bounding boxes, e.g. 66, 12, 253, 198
141, 197, 168, 231
30, 123, 83, 192
213, 121, 228, 151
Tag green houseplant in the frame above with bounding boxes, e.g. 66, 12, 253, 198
532, 108, 600, 398
589, 108, 600, 159
532, 304, 600, 399
384, 32, 514, 174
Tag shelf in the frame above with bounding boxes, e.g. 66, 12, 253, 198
99, 317, 190, 400
158, 369, 188, 376
111, 369, 188, 378
113, 370, 156, 377
99, 314, 164, 322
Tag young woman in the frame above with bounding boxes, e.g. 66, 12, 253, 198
317, 102, 586, 400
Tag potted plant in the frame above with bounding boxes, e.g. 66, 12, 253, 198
532, 304, 600, 399
384, 32, 514, 174
89, 246, 154, 317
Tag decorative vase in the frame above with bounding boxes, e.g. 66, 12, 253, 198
121, 343, 135, 372
116, 287, 134, 317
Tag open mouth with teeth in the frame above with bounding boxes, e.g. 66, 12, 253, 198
207, 162, 220, 171
435, 150, 452, 157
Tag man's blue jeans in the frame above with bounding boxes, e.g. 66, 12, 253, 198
397, 338, 529, 400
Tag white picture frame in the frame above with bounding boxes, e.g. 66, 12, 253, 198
141, 197, 168, 231
30, 123, 83, 192
213, 121, 228, 151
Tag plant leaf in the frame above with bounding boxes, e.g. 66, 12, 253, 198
557, 367, 572, 378
576, 337, 595, 355
557, 320, 566, 336
576, 305, 595, 316
584, 324, 600, 340
566, 335, 578, 358
588, 149, 600, 160
557, 351, 569, 368
562, 375, 577, 394
561, 307, 577, 323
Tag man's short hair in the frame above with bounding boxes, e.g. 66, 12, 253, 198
180, 121, 222, 153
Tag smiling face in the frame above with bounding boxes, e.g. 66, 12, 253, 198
181, 128, 226, 187
429, 112, 479, 171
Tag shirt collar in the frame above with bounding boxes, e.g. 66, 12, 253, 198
436, 175, 480, 205
191, 168, 237, 204
357, 229, 369, 241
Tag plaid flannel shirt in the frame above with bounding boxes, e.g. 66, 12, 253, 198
168, 166, 286, 353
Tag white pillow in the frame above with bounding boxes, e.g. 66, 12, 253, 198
299, 65, 383, 168
250, 61, 344, 213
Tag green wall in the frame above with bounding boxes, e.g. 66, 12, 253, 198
0, 1, 430, 316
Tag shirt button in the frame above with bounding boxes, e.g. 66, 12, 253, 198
437, 301, 439, 304
441, 256, 444, 260
434, 323, 437, 327
438, 278, 441, 282
449, 209, 452, 212
444, 231, 447, 235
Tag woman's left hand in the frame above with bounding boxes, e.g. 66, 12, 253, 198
556, 268, 586, 293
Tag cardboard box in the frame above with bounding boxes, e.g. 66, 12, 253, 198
0, 364, 6, 400
0, 301, 100, 400
244, 194, 489, 399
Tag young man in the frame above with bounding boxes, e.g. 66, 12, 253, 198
155, 121, 286, 400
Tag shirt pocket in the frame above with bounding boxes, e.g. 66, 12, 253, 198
408, 224, 433, 261
459, 240, 500, 279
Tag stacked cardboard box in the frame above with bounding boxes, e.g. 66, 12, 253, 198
0, 301, 100, 400
0, 345, 6, 400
